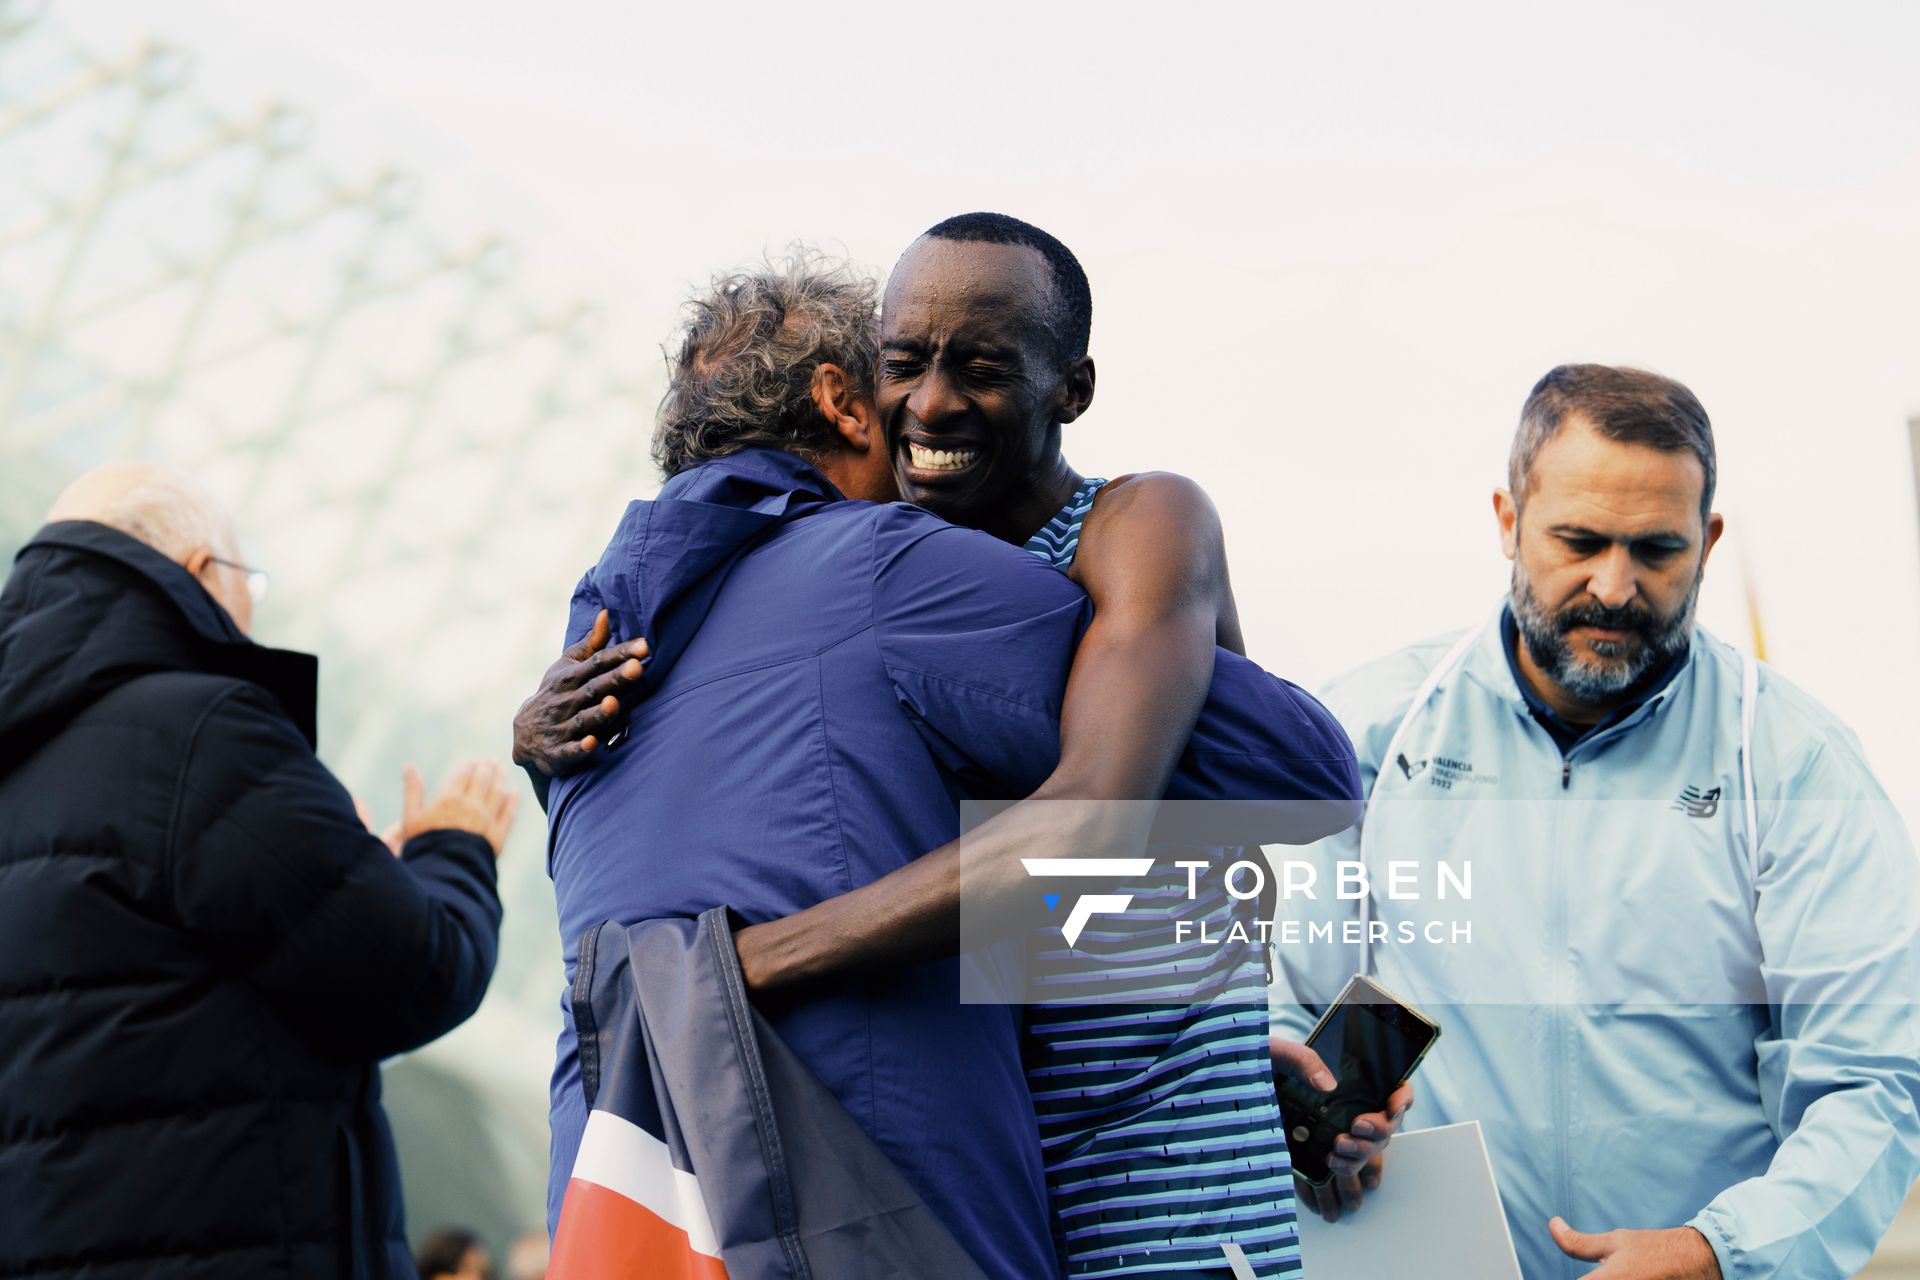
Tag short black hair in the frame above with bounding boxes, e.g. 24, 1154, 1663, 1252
921, 212, 1092, 361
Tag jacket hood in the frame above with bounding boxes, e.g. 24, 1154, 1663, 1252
573, 447, 846, 694
0, 521, 317, 777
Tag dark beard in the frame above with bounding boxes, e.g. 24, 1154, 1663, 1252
1510, 561, 1699, 709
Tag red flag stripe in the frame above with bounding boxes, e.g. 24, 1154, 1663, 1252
553, 1107, 725, 1265
550, 1177, 729, 1280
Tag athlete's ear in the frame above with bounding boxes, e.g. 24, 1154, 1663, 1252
1053, 355, 1095, 425
1494, 488, 1519, 561
811, 363, 877, 453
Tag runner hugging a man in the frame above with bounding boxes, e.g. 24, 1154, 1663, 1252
518, 215, 1403, 1278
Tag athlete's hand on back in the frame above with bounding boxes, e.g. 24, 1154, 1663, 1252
511, 608, 649, 778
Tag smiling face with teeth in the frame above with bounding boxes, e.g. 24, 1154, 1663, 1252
905, 442, 981, 472
878, 237, 1096, 547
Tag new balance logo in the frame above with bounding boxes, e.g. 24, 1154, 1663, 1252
1021, 858, 1155, 948
1672, 785, 1721, 819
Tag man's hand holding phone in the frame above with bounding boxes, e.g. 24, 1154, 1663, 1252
1271, 1035, 1414, 1223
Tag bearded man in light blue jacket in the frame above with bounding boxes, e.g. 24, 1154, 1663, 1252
1271, 364, 1920, 1280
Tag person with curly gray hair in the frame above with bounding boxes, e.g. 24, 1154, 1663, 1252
650, 252, 880, 479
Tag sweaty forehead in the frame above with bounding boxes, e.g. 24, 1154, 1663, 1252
1525, 416, 1706, 533
880, 238, 1056, 345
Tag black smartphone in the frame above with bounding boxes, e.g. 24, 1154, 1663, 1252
1276, 974, 1440, 1186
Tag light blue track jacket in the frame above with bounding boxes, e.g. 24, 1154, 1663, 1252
1269, 608, 1920, 1280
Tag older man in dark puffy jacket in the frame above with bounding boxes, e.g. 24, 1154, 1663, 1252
0, 463, 518, 1280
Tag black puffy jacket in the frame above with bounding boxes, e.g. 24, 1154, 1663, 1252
0, 521, 502, 1279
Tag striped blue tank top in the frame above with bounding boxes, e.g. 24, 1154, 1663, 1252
1022, 475, 1302, 1280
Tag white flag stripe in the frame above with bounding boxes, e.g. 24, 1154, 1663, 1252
1020, 858, 1156, 877
571, 1108, 722, 1258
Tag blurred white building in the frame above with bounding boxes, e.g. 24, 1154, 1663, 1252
0, 6, 656, 1251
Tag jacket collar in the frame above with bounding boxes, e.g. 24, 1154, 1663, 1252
29, 520, 251, 645
13, 521, 319, 746
581, 447, 851, 702
1456, 599, 1700, 753
657, 446, 848, 513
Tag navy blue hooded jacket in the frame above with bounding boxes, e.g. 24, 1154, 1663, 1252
544, 448, 1360, 1278
0, 521, 502, 1279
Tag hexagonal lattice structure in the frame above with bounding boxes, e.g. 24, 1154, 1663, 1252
0, 2, 663, 1247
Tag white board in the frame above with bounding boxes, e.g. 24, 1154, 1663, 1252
1294, 1120, 1523, 1280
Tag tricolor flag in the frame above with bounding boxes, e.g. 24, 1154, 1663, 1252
548, 911, 990, 1280
550, 1103, 726, 1280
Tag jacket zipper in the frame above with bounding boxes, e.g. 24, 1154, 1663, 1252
1552, 747, 1572, 1276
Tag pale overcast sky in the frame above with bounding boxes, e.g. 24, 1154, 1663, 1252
51, 0, 1920, 827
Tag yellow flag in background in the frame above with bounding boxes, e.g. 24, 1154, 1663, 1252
1739, 541, 1769, 664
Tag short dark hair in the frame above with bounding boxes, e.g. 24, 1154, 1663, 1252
415, 1226, 483, 1280
1511, 364, 1716, 520
651, 251, 879, 478
921, 211, 1092, 361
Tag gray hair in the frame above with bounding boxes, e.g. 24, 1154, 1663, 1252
651, 252, 879, 478
1510, 364, 1716, 521
46, 462, 240, 564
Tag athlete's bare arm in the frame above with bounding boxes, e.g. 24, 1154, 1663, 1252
512, 473, 1241, 979
728, 473, 1234, 991
1053, 471, 1242, 792
1074, 472, 1245, 653
734, 471, 1402, 1205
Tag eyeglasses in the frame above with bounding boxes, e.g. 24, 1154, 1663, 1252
208, 556, 271, 604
